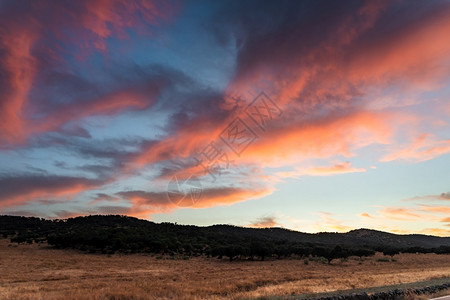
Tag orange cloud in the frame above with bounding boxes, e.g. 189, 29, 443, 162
114, 1, 450, 190
80, 0, 176, 52
376, 207, 427, 221
0, 175, 105, 208
360, 212, 375, 219
235, 2, 450, 108
419, 205, 450, 215
0, 28, 38, 146
381, 134, 450, 162
357, 203, 450, 236
419, 228, 450, 237
248, 216, 279, 228
243, 110, 394, 166
226, 1, 388, 107
0, 0, 176, 148
130, 131, 215, 168
125, 108, 393, 188
311, 212, 353, 233
221, 2, 450, 170
0, 83, 159, 148
277, 161, 365, 179
346, 8, 450, 89
118, 185, 274, 218
33, 89, 157, 138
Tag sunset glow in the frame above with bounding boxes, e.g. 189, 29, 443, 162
0, 0, 449, 236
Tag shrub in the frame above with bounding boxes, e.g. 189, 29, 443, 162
377, 258, 390, 262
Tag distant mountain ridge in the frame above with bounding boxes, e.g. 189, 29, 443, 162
1, 215, 449, 250
207, 225, 450, 248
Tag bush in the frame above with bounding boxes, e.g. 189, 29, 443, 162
377, 258, 390, 262
382, 248, 400, 257
352, 248, 375, 258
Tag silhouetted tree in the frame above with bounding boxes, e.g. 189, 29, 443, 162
352, 248, 375, 259
383, 248, 400, 257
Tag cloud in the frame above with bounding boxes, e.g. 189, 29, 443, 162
217, 0, 450, 166
441, 192, 450, 200
33, 86, 161, 136
419, 205, 450, 215
419, 228, 450, 237
0, 0, 177, 148
219, 1, 388, 100
1, 0, 449, 229
0, 174, 106, 208
381, 134, 450, 162
32, 135, 153, 179
242, 110, 395, 166
118, 0, 431, 178
248, 216, 278, 228
311, 212, 353, 233
88, 193, 121, 205
376, 207, 426, 221
117, 185, 274, 218
357, 203, 450, 236
360, 212, 375, 219
0, 12, 37, 147
405, 192, 450, 202
127, 89, 237, 169
277, 161, 366, 179
221, 0, 450, 106
130, 107, 394, 178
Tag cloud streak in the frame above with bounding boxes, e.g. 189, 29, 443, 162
0, 0, 176, 148
0, 0, 449, 235
0, 174, 105, 208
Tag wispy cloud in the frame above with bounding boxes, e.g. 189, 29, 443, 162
0, 0, 449, 234
381, 134, 450, 162
248, 216, 279, 228
277, 161, 366, 179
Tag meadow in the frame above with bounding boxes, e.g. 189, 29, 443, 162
0, 239, 449, 299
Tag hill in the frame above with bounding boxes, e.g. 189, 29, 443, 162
205, 226, 450, 248
0, 215, 449, 261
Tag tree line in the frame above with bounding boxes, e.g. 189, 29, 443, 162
1, 215, 449, 263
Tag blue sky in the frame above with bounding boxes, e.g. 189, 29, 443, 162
0, 0, 449, 236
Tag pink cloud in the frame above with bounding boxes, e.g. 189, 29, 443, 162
381, 134, 450, 162
277, 161, 366, 179
118, 185, 274, 218
0, 0, 177, 148
248, 216, 279, 228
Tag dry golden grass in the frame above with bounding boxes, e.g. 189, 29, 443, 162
0, 239, 449, 299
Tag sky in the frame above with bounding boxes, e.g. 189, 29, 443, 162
0, 0, 449, 236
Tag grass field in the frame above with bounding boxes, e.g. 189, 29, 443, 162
0, 239, 449, 299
